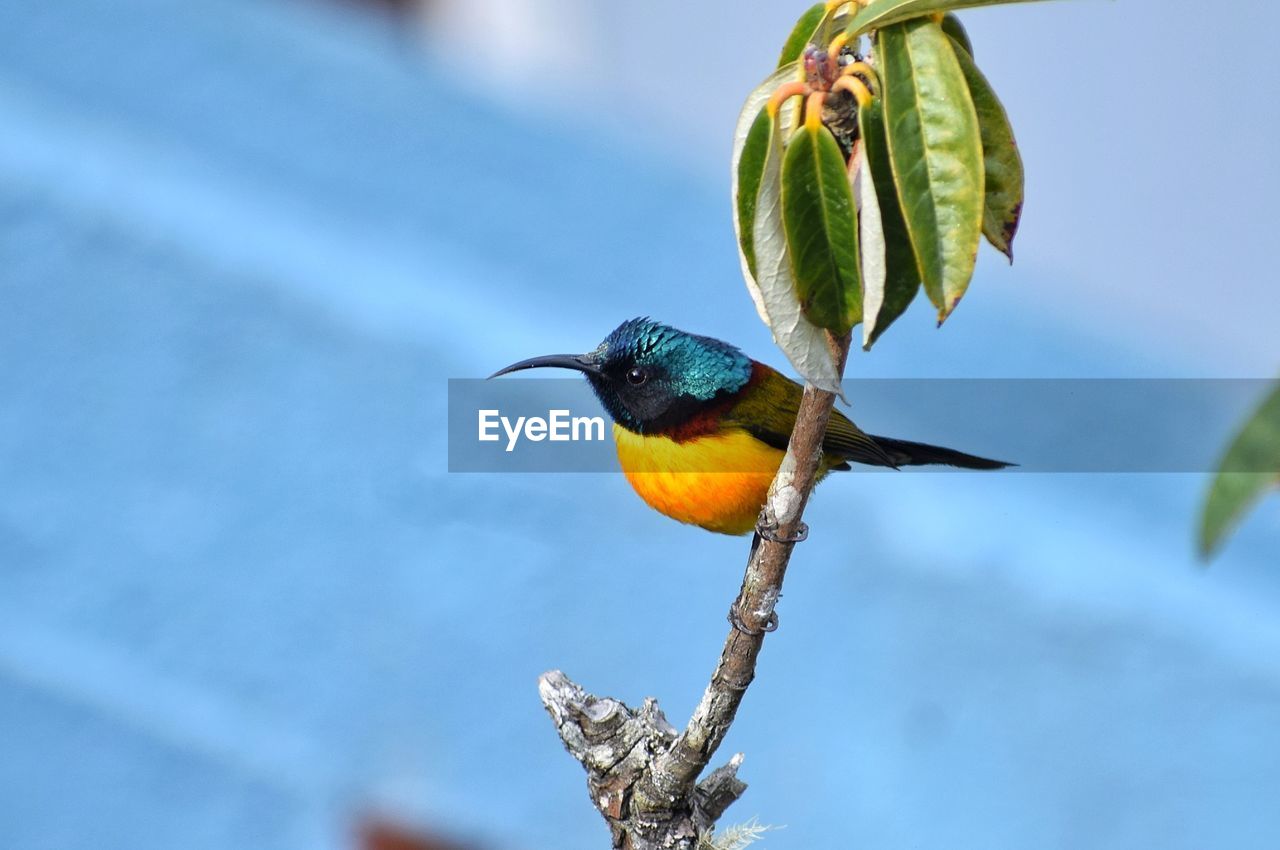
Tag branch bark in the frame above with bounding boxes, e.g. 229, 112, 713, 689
540, 335, 850, 849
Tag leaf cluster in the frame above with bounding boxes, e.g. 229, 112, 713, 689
733, 0, 1034, 391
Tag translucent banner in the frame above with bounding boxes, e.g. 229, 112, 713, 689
448, 378, 1277, 473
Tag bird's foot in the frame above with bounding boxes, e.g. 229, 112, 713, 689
727, 602, 779, 637
755, 517, 809, 545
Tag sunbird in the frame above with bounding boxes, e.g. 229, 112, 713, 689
492, 318, 1009, 535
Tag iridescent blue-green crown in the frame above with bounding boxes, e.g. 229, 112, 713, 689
598, 318, 753, 400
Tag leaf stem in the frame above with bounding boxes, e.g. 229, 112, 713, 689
805, 91, 828, 130
767, 81, 810, 118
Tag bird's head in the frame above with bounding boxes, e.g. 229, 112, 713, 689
490, 318, 753, 433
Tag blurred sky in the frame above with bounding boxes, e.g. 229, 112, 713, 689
2, 1, 1280, 850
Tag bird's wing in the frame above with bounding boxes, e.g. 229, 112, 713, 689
823, 408, 899, 468
725, 364, 898, 468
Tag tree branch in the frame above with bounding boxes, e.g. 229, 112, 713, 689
540, 335, 850, 849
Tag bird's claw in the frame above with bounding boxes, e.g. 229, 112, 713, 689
728, 602, 779, 637
755, 518, 809, 545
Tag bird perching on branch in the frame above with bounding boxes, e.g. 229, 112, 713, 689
492, 318, 1008, 535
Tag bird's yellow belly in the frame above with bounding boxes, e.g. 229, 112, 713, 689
612, 424, 786, 535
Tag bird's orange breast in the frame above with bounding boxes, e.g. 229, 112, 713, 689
612, 424, 787, 535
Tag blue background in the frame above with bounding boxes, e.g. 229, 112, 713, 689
2, 1, 1280, 848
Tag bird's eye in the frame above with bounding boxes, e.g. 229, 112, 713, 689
626, 367, 647, 386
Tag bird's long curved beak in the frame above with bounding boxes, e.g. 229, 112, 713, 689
488, 353, 602, 379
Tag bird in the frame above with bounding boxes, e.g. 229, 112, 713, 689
491, 318, 1010, 535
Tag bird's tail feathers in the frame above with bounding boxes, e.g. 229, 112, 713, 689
868, 436, 1013, 470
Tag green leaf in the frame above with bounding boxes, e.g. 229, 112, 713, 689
732, 62, 802, 181
733, 63, 802, 280
779, 3, 865, 67
782, 121, 863, 333
778, 3, 828, 67
732, 66, 844, 390
736, 107, 772, 278
951, 35, 1025, 260
854, 142, 888, 349
1199, 384, 1280, 559
941, 12, 973, 55
878, 19, 983, 322
857, 96, 922, 347
748, 111, 845, 395
840, 0, 1056, 37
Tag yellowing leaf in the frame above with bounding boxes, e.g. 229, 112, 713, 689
950, 35, 1025, 261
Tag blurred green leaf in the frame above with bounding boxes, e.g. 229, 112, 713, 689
779, 4, 828, 67
941, 12, 973, 55
857, 96, 922, 347
1199, 384, 1280, 559
782, 121, 863, 333
841, 0, 1053, 37
951, 36, 1025, 260
878, 19, 983, 321
748, 111, 845, 395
